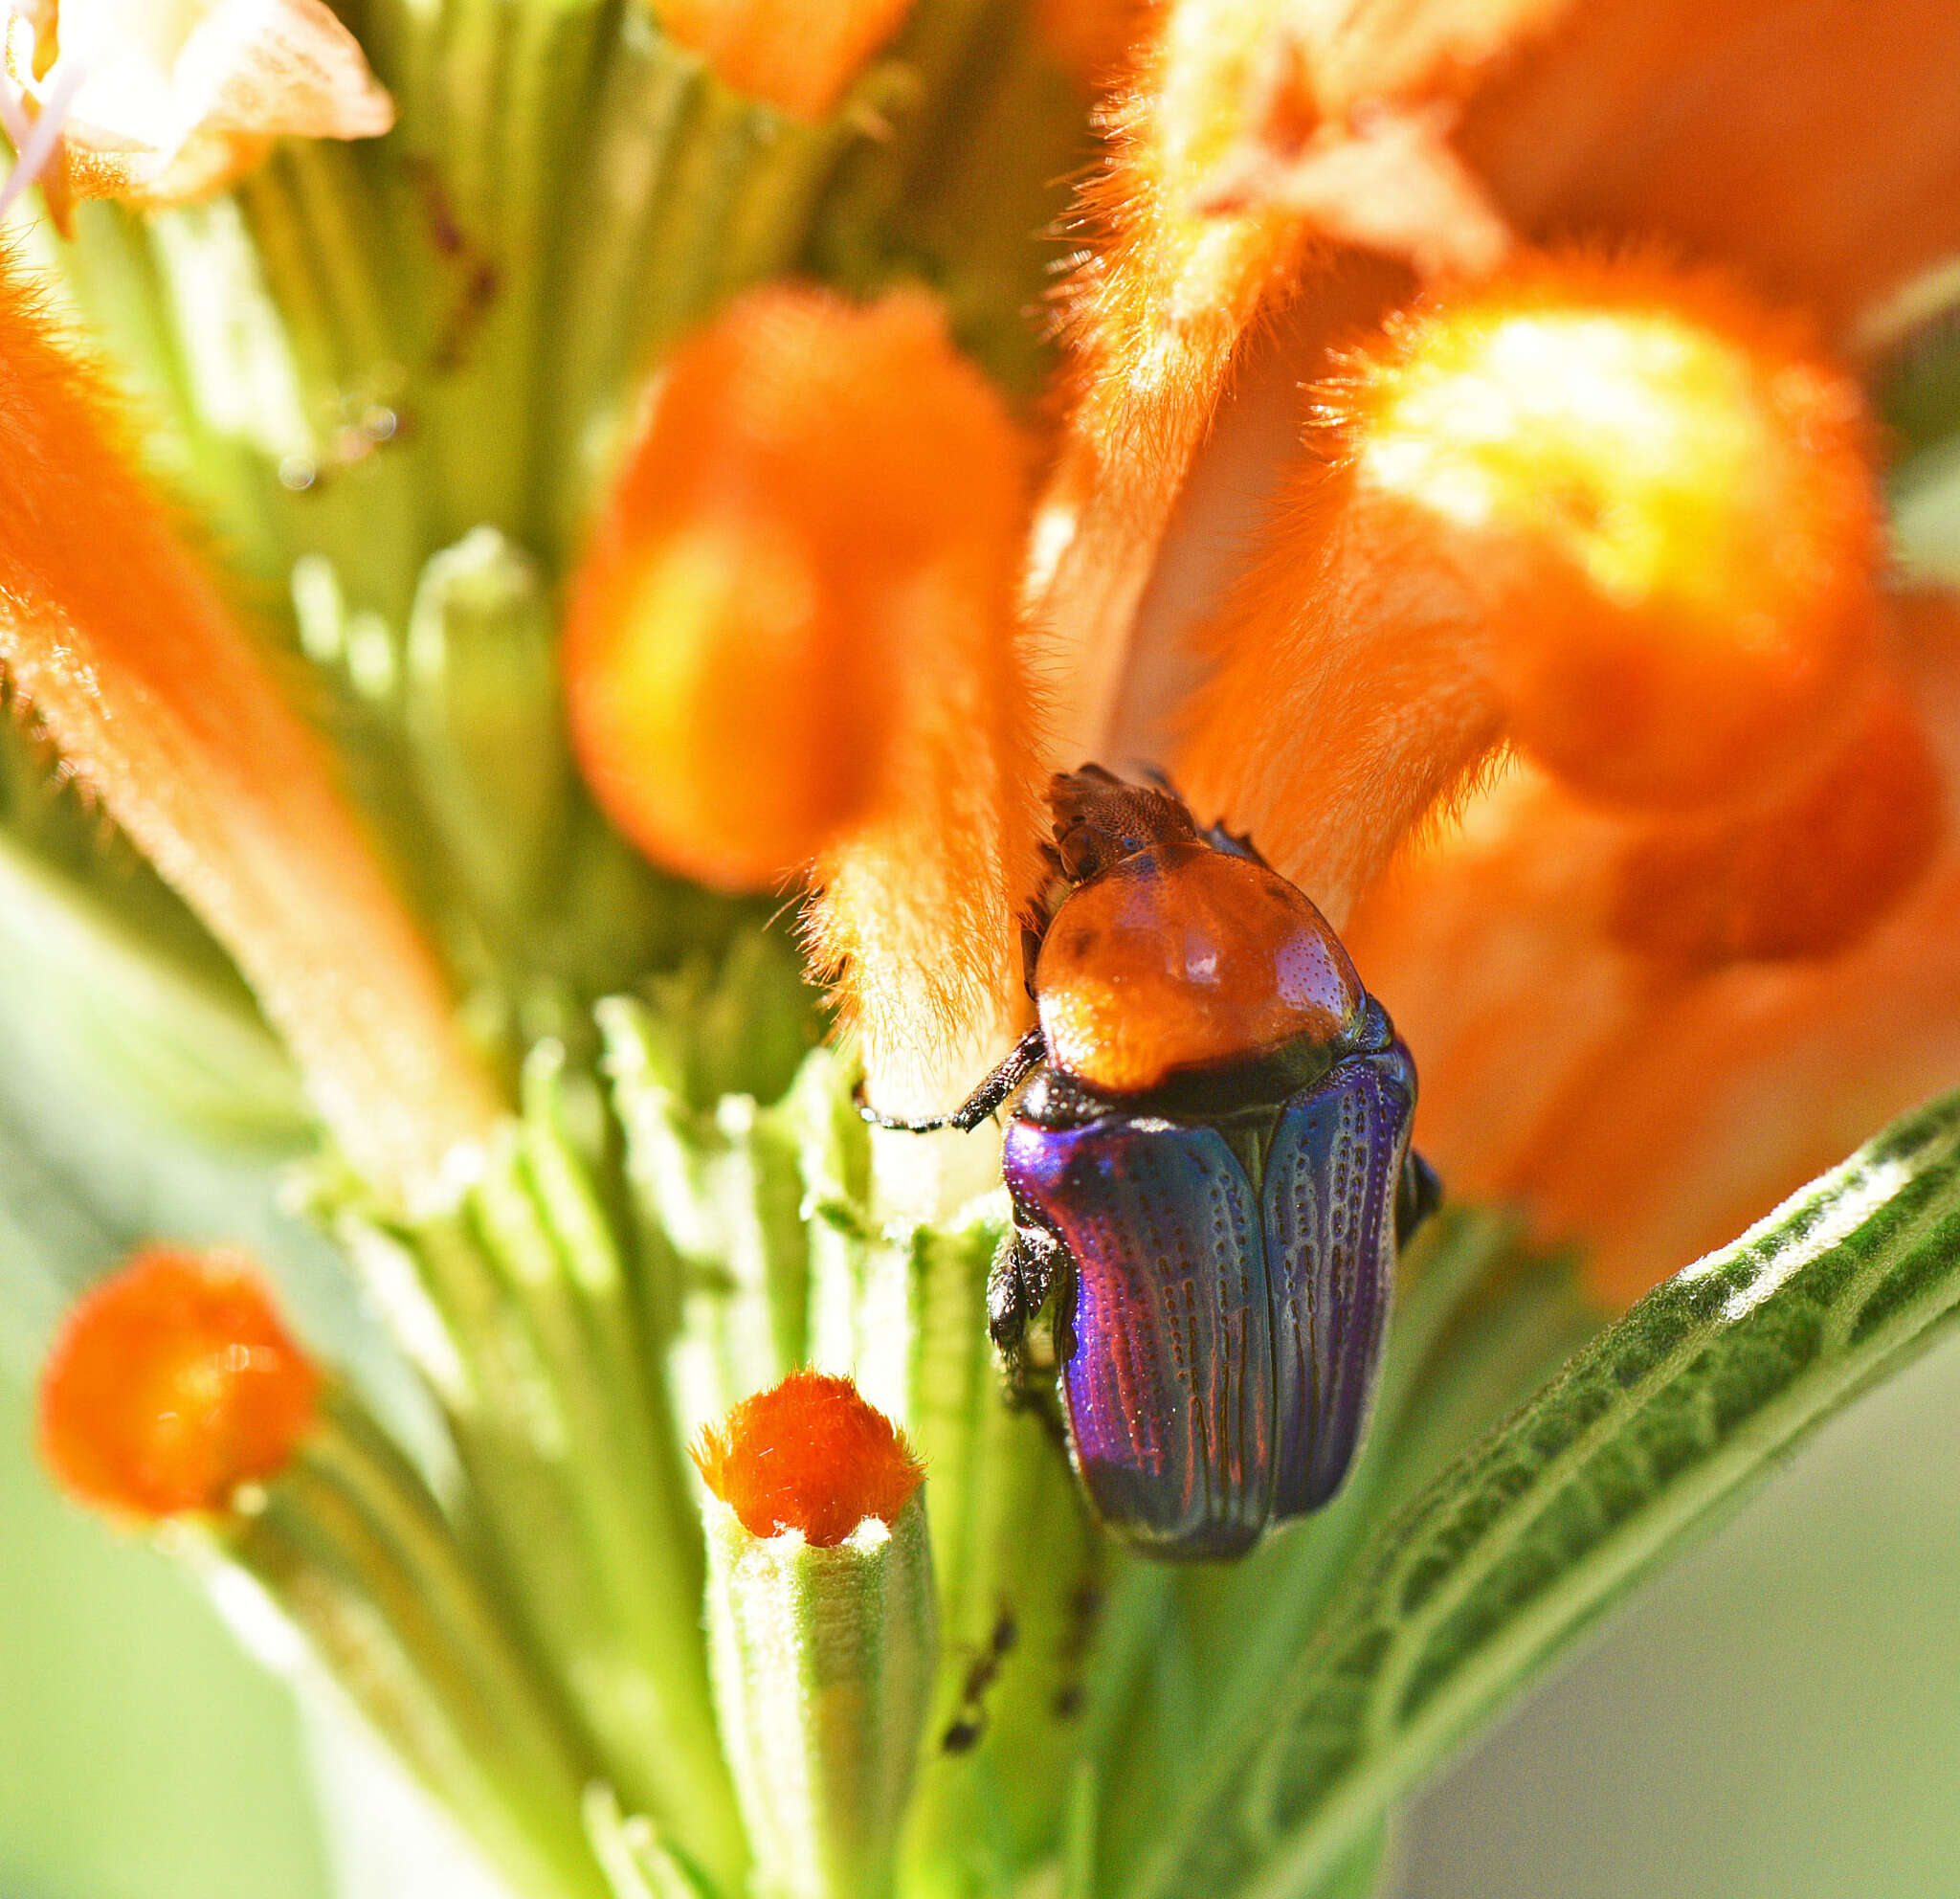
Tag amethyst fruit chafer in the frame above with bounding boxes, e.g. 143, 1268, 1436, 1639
875, 767, 1438, 1560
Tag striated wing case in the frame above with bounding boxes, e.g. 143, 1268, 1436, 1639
1004, 1114, 1276, 1557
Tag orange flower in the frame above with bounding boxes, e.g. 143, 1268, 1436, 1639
1179, 259, 1893, 916
650, 0, 917, 119
0, 256, 498, 1204
1162, 257, 1953, 1301
1345, 598, 1960, 1304
993, 0, 1960, 1303
39, 1246, 321, 1518
694, 1369, 924, 1545
566, 283, 1045, 1127
1035, 0, 1960, 758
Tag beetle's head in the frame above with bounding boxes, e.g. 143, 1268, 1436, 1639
1021, 766, 1278, 994
1046, 765, 1200, 884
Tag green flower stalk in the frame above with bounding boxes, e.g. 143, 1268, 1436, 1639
694, 1373, 938, 1899
8, 4, 1960, 1899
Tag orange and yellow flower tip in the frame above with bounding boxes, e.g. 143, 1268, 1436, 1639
566, 283, 1026, 895
651, 0, 914, 119
1179, 255, 1894, 917
1349, 262, 1882, 812
38, 1248, 321, 1521
692, 1370, 924, 1547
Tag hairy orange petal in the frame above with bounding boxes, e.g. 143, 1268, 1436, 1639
1459, 0, 1960, 342
805, 567, 1044, 1121
1178, 258, 1885, 915
1348, 593, 1960, 1305
1048, 0, 1960, 770
0, 259, 499, 1203
1034, 0, 1577, 758
1031, 0, 1320, 758
1612, 683, 1945, 968
652, 0, 914, 119
39, 1247, 321, 1519
693, 1370, 924, 1546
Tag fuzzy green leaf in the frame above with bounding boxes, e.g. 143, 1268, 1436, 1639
1121, 1090, 1960, 1899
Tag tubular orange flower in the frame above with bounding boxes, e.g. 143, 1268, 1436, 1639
651, 0, 916, 119
564, 281, 1042, 1124
693, 1369, 924, 1546
1177, 257, 1888, 915
1346, 594, 1960, 1303
0, 257, 500, 1204
1036, 0, 1960, 762
39, 1246, 321, 1518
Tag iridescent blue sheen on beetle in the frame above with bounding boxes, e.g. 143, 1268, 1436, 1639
870, 767, 1438, 1560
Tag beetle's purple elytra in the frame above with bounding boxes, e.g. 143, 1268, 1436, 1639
868, 766, 1437, 1560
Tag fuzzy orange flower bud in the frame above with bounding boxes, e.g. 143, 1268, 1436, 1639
651, 0, 914, 119
1179, 258, 1888, 914
566, 288, 969, 892
693, 1370, 924, 1547
1357, 265, 1882, 811
39, 1248, 321, 1519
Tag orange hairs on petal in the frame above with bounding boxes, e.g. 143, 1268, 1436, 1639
1179, 257, 1886, 916
1033, 0, 1325, 759
40, 1247, 321, 1518
0, 258, 499, 1203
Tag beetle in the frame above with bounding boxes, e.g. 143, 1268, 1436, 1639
868, 766, 1439, 1560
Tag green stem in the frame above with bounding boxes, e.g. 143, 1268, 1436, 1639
221, 1389, 612, 1899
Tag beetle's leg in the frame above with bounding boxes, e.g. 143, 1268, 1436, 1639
858, 1025, 1048, 1133
1396, 1149, 1444, 1248
989, 1219, 1069, 1396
